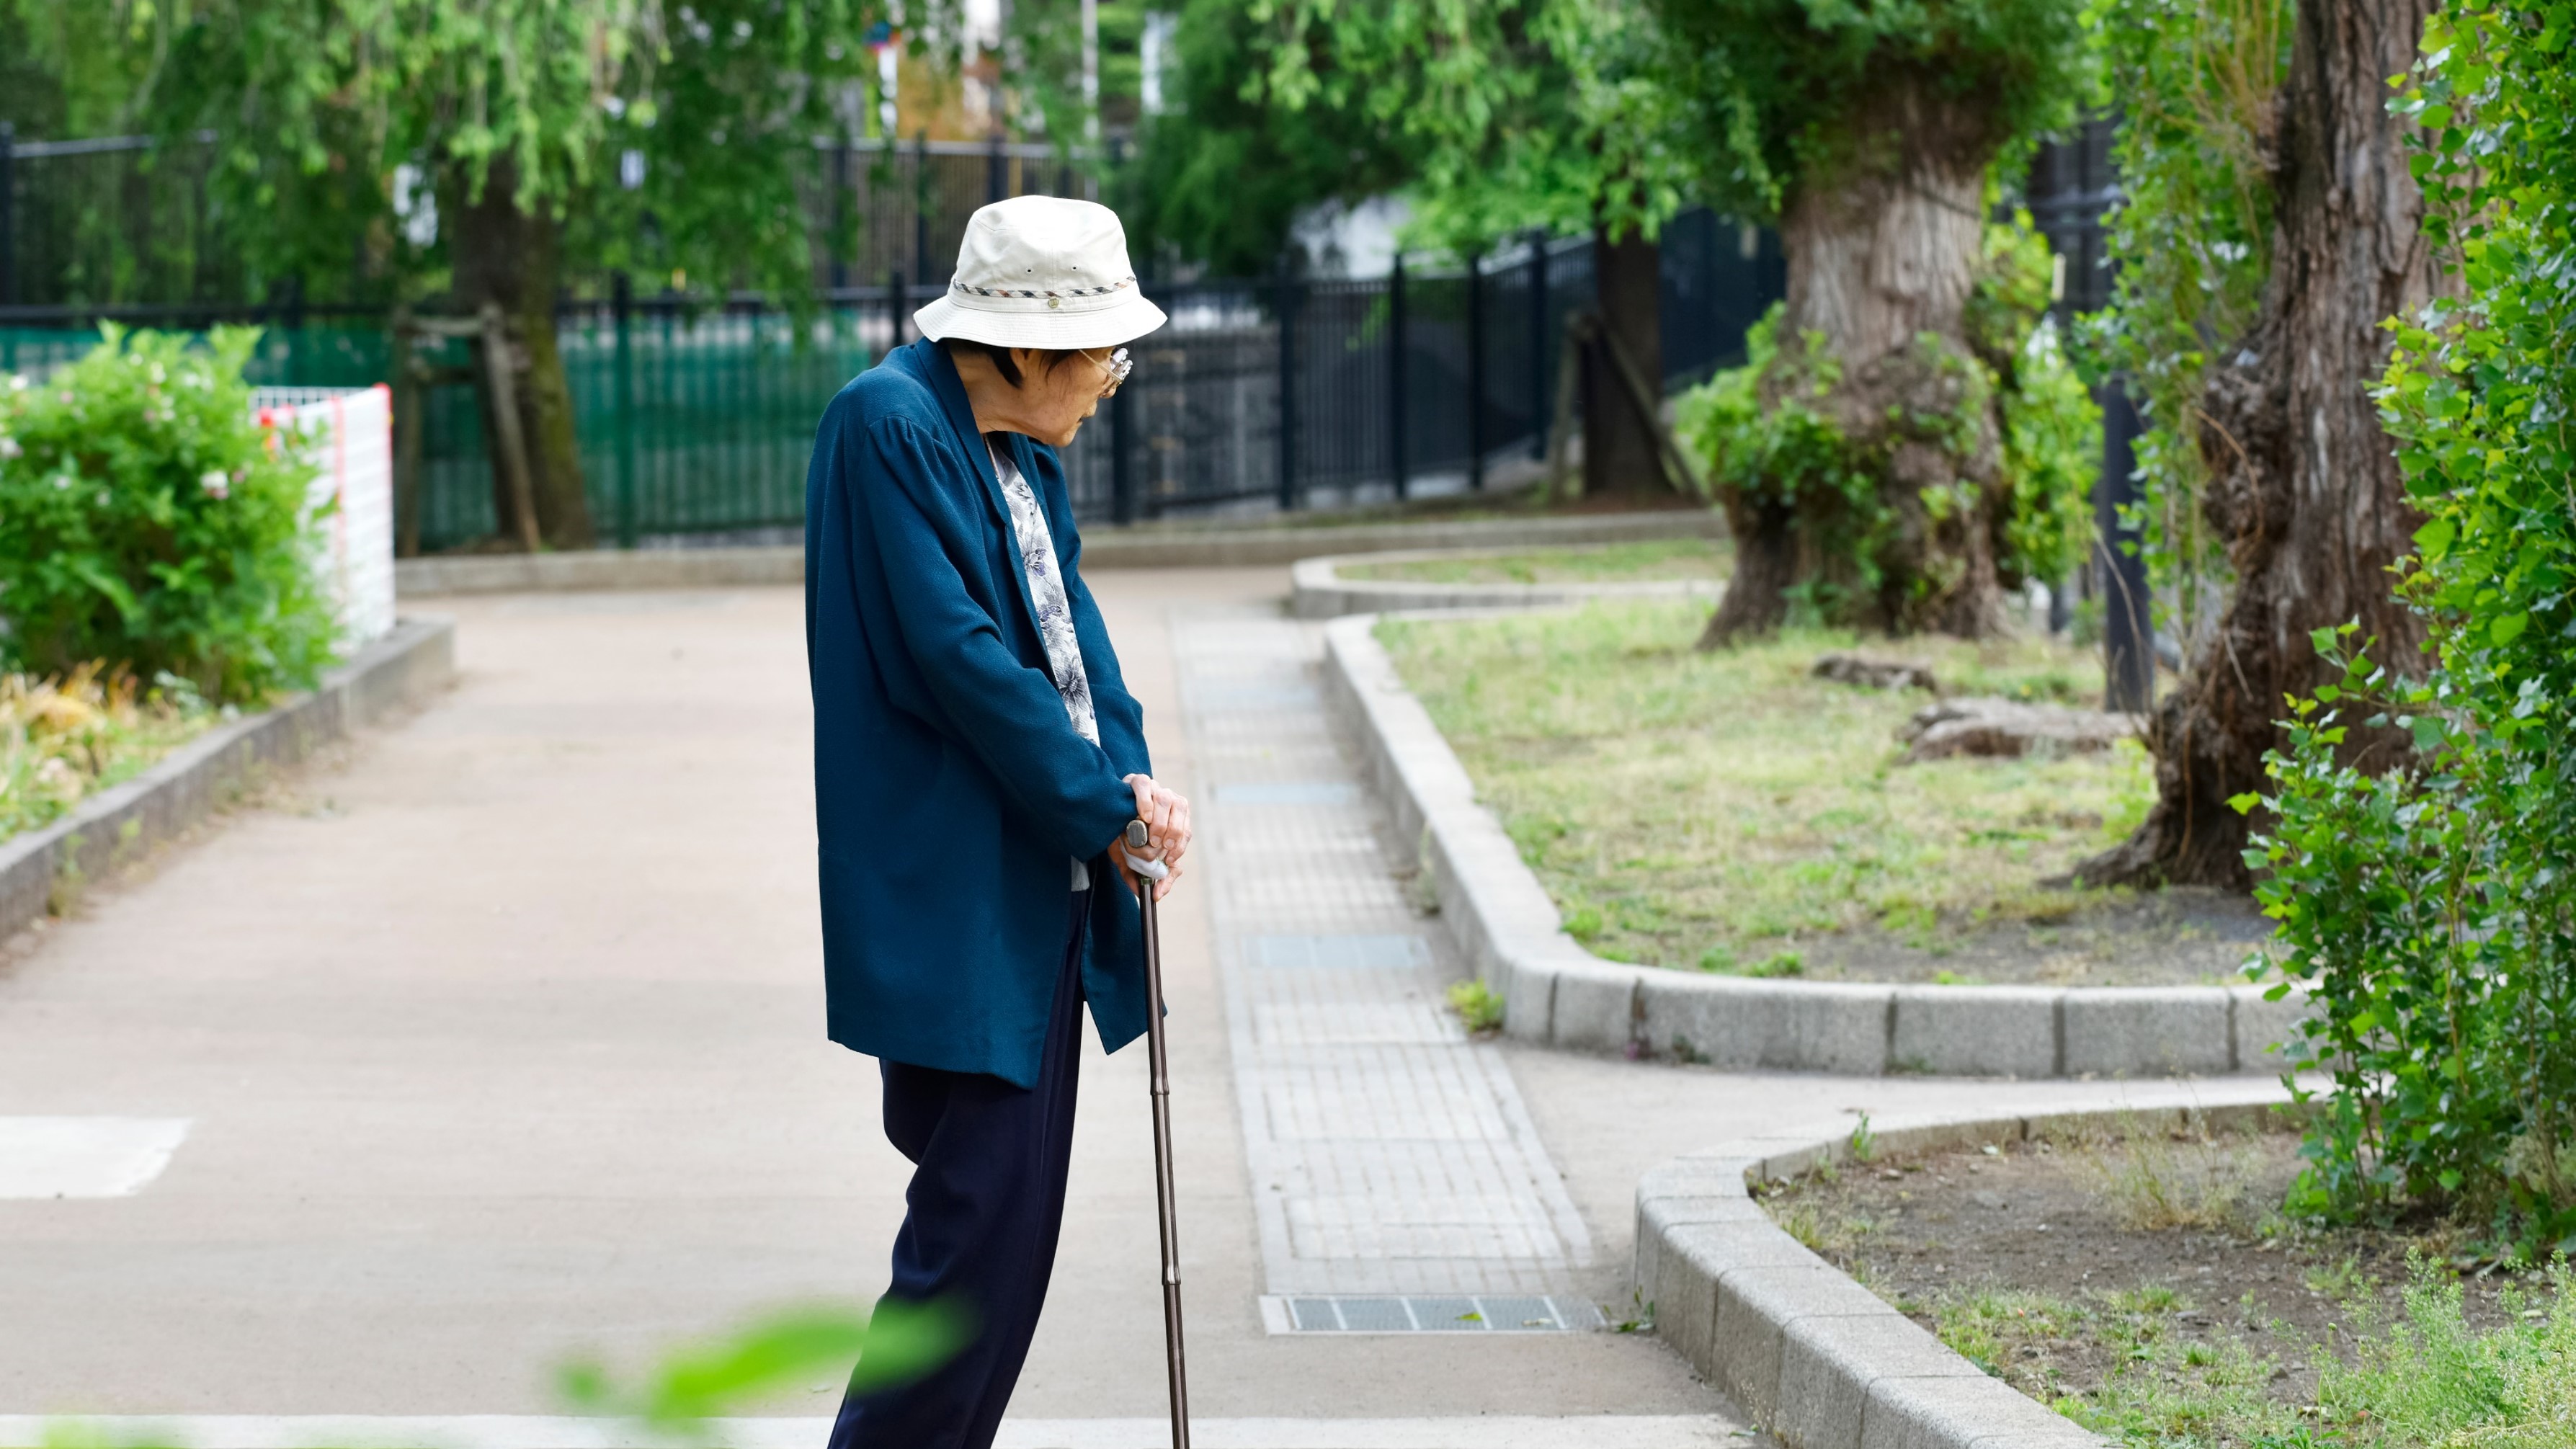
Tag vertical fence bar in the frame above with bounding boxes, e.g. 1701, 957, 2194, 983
2097, 379, 2153, 712
987, 133, 1006, 204
613, 273, 638, 548
1466, 250, 1485, 491
1387, 252, 1408, 500
0, 123, 16, 308
1275, 256, 1300, 512
1528, 230, 1548, 460
889, 266, 907, 350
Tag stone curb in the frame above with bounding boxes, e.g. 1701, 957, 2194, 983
1636, 1087, 2300, 1449
1288, 548, 1725, 620
394, 509, 1729, 596
0, 617, 457, 942
1319, 612, 2315, 1076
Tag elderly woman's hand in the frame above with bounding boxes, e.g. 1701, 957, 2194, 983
1113, 773, 1192, 902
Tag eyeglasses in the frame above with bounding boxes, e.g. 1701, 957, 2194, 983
1097, 347, 1133, 397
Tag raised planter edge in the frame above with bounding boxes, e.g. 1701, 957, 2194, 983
1289, 549, 1725, 620
1634, 1084, 2301, 1449
1318, 612, 2313, 1077
0, 615, 457, 942
396, 509, 1729, 597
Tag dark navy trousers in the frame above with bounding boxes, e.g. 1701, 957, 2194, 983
830, 888, 1090, 1449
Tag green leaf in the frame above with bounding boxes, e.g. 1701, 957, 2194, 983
2490, 612, 2528, 644
2228, 793, 2262, 816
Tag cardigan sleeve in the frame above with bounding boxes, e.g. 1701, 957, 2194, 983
848, 414, 1138, 862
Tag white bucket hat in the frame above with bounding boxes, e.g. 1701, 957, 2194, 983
912, 195, 1168, 351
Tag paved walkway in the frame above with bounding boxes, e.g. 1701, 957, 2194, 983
0, 569, 2282, 1443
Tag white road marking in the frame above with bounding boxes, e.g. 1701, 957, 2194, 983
0, 1117, 191, 1198
0, 1417, 1743, 1449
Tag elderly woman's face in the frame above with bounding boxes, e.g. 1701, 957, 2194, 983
958, 345, 1126, 448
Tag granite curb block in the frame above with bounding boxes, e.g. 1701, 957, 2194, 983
1636, 1089, 2298, 1449
396, 507, 1729, 597
1319, 611, 2314, 1077
1288, 543, 1726, 620
0, 617, 457, 942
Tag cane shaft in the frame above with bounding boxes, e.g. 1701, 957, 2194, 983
1140, 884, 1191, 1448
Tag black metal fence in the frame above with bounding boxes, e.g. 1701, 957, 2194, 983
2, 208, 1785, 550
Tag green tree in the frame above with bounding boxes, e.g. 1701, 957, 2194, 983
2075, 0, 2453, 888
1242, 0, 1700, 501
1108, 0, 1415, 277
124, 1, 888, 550
1652, 0, 2095, 639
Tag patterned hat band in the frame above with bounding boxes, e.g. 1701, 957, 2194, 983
950, 276, 1138, 301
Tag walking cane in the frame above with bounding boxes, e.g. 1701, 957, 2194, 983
1123, 818, 1192, 1449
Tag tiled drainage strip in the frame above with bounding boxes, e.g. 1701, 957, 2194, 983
1260, 1295, 1607, 1334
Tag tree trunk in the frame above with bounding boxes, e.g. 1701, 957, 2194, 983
1582, 226, 1670, 498
447, 160, 595, 551
2076, 0, 2446, 890
1701, 73, 2007, 646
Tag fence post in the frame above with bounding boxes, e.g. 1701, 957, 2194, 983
987, 132, 1006, 203
889, 266, 908, 352
830, 143, 852, 293
613, 272, 638, 549
1111, 349, 1137, 525
0, 122, 15, 308
1275, 254, 1301, 512
2097, 378, 2154, 712
1388, 252, 1409, 500
1466, 250, 1485, 491
1528, 229, 1548, 460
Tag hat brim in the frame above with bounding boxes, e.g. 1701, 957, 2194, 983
913, 291, 1169, 350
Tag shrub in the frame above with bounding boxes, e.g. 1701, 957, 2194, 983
2245, 0, 2576, 1259
0, 326, 337, 703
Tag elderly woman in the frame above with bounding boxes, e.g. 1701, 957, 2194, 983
803, 195, 1192, 1449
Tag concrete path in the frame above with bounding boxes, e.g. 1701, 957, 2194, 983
0, 568, 2285, 1442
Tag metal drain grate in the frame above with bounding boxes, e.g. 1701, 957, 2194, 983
1262, 1294, 1607, 1334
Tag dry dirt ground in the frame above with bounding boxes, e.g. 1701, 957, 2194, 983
1758, 1120, 2559, 1417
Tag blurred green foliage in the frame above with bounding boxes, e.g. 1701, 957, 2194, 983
560, 1299, 968, 1428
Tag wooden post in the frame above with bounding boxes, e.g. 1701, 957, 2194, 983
477, 300, 543, 552
390, 308, 422, 558
612, 272, 638, 549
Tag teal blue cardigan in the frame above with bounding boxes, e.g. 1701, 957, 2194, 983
803, 339, 1152, 1088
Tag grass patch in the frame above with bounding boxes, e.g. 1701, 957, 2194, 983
1447, 978, 1506, 1034
1378, 600, 2147, 973
1339, 538, 1726, 586
2, 665, 215, 844
1922, 1267, 2576, 1449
